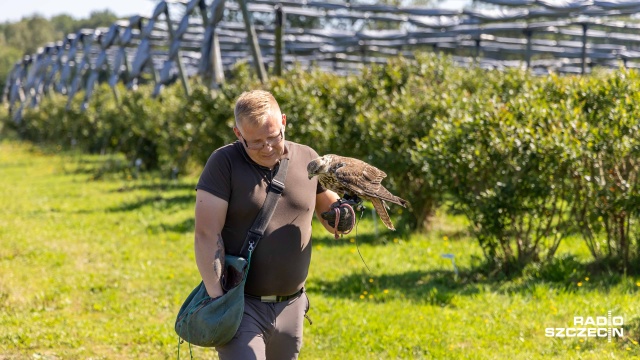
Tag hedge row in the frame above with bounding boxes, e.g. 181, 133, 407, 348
4, 54, 640, 272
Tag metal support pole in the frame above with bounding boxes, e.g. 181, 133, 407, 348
359, 40, 366, 63
581, 23, 588, 75
239, 0, 267, 83
212, 31, 225, 86
525, 29, 532, 70
164, 8, 191, 96
274, 4, 285, 76
201, 0, 226, 88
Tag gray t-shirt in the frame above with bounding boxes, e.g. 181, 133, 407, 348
196, 140, 324, 296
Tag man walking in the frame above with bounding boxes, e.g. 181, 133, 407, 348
194, 90, 354, 359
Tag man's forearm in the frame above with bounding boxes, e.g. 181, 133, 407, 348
316, 190, 342, 233
194, 233, 225, 298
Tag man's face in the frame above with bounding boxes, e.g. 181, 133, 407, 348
234, 112, 287, 169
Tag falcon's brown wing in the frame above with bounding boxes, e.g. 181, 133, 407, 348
332, 160, 395, 202
331, 165, 398, 230
356, 160, 387, 184
331, 166, 368, 197
326, 155, 409, 230
331, 155, 386, 183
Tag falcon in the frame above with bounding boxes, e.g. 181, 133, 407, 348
307, 154, 408, 230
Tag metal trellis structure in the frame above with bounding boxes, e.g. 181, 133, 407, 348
5, 0, 640, 121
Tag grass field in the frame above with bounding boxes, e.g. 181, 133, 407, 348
0, 139, 639, 359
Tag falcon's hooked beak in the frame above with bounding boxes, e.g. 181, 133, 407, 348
307, 159, 321, 179
307, 156, 330, 179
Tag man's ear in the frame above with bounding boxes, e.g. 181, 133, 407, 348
233, 126, 242, 139
282, 113, 287, 127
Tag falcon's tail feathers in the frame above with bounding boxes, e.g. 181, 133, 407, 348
374, 186, 408, 208
387, 194, 408, 208
371, 198, 396, 230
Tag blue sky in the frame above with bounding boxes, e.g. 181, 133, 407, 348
0, 0, 159, 23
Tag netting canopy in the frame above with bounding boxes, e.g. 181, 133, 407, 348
4, 0, 640, 120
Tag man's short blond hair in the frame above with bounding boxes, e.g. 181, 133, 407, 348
234, 90, 280, 128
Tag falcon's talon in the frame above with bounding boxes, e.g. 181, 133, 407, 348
339, 194, 364, 211
331, 195, 363, 211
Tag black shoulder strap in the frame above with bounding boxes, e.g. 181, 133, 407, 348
239, 158, 289, 259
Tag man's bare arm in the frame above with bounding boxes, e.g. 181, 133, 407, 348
194, 190, 228, 298
315, 189, 342, 234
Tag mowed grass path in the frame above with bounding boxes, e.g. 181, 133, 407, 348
0, 140, 639, 359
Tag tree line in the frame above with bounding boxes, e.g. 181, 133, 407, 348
0, 10, 119, 94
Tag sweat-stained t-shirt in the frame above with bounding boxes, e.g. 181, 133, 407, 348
196, 140, 325, 296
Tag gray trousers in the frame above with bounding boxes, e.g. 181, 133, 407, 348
216, 290, 310, 360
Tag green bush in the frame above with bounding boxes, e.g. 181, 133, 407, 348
565, 71, 640, 271
4, 54, 640, 273
415, 70, 576, 272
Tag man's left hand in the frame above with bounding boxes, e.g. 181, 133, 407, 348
321, 200, 356, 235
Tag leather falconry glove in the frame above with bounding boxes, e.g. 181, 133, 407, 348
321, 199, 357, 238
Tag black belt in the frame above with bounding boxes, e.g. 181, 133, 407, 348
245, 288, 303, 303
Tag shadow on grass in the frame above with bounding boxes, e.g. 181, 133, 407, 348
308, 270, 475, 306
148, 218, 195, 234
431, 228, 471, 242
309, 254, 640, 306
623, 317, 640, 343
314, 232, 396, 246
111, 181, 195, 193
107, 194, 195, 212
60, 155, 132, 178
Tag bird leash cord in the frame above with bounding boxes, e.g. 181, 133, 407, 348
331, 199, 371, 273
354, 207, 371, 272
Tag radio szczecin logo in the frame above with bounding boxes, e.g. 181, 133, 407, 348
545, 311, 624, 342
